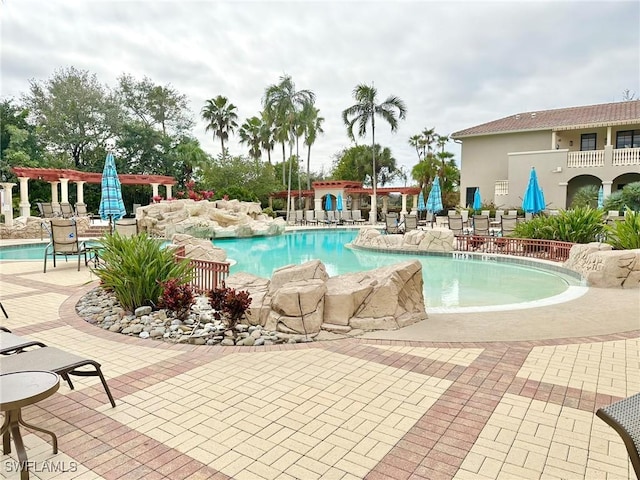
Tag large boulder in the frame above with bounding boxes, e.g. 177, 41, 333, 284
351, 227, 454, 253
564, 243, 640, 288
171, 234, 227, 262
225, 259, 427, 335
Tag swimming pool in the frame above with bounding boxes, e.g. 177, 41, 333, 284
0, 231, 586, 311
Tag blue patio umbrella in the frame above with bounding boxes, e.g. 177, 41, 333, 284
426, 177, 443, 226
325, 194, 333, 211
98, 151, 126, 231
417, 190, 426, 219
522, 167, 545, 214
597, 185, 604, 209
336, 194, 343, 220
473, 188, 482, 212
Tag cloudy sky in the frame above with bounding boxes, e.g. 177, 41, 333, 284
2, 0, 639, 181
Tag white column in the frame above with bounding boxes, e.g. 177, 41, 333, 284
400, 194, 408, 217
290, 197, 296, 213
606, 126, 612, 147
60, 178, 70, 204
411, 194, 418, 215
75, 181, 86, 206
551, 131, 558, 149
151, 183, 160, 199
50, 181, 60, 207
165, 184, 173, 199
382, 195, 388, 215
369, 194, 377, 224
18, 177, 30, 217
314, 198, 322, 212
1, 183, 16, 227
602, 180, 613, 197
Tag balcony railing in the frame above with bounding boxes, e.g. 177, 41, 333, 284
613, 147, 640, 166
567, 150, 605, 168
495, 180, 509, 195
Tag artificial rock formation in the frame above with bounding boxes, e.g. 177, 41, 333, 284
564, 243, 640, 288
226, 259, 427, 336
171, 234, 228, 263
137, 199, 285, 238
351, 227, 454, 253
0, 215, 91, 239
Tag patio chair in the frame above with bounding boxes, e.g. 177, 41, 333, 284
500, 215, 518, 237
60, 203, 74, 218
44, 218, 88, 273
326, 210, 339, 226
305, 210, 318, 226
74, 203, 91, 217
447, 214, 464, 235
114, 219, 139, 237
385, 213, 400, 234
352, 210, 366, 224
341, 210, 355, 225
508, 209, 518, 217
52, 203, 63, 217
403, 215, 418, 233
472, 215, 490, 236
40, 202, 59, 218
0, 330, 46, 355
596, 392, 640, 479
315, 210, 329, 226
0, 345, 116, 408
294, 210, 305, 225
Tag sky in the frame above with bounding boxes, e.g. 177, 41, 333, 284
2, 0, 639, 184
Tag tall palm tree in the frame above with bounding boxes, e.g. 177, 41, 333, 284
262, 75, 315, 220
239, 116, 263, 161
201, 95, 238, 154
342, 83, 407, 224
434, 133, 450, 175
259, 110, 275, 165
301, 103, 325, 190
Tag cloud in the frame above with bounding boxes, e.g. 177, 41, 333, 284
2, 0, 638, 180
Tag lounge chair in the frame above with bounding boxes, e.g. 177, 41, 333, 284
294, 210, 305, 225
500, 215, 518, 237
74, 204, 91, 217
403, 215, 418, 233
52, 203, 63, 217
326, 210, 339, 226
447, 214, 464, 235
596, 392, 640, 479
0, 345, 116, 407
39, 202, 59, 218
60, 203, 74, 218
305, 210, 318, 226
315, 210, 329, 226
472, 215, 490, 236
352, 210, 366, 224
44, 218, 89, 273
341, 211, 354, 225
114, 219, 139, 237
385, 213, 400, 234
0, 330, 46, 355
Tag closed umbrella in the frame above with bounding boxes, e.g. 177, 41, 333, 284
522, 167, 545, 214
98, 151, 126, 232
473, 188, 482, 212
336, 194, 343, 221
597, 185, 604, 209
417, 190, 426, 220
325, 195, 333, 211
426, 177, 443, 227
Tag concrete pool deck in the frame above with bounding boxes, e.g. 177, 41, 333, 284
0, 254, 638, 479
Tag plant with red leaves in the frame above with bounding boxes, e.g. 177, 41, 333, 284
159, 278, 194, 321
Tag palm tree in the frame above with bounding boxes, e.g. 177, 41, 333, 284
262, 75, 315, 221
301, 104, 325, 190
434, 133, 450, 174
239, 116, 263, 161
201, 95, 238, 154
259, 110, 275, 165
342, 83, 407, 224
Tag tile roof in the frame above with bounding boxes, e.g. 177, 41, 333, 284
451, 100, 640, 138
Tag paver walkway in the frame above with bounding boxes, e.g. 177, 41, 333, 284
0, 259, 638, 479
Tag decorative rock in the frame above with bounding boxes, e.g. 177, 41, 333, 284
220, 338, 235, 346
135, 306, 152, 317
564, 243, 640, 288
139, 331, 150, 339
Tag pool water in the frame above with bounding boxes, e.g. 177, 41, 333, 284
0, 231, 583, 310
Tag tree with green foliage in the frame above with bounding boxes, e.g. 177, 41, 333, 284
603, 181, 640, 212
22, 66, 120, 168
571, 185, 600, 209
259, 110, 275, 165
201, 95, 238, 154
262, 75, 315, 220
239, 116, 263, 161
300, 103, 325, 190
342, 83, 407, 223
331, 144, 397, 186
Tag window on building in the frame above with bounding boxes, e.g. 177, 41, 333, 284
616, 129, 640, 148
580, 133, 597, 151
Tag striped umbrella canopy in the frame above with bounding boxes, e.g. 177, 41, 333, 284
597, 185, 604, 209
426, 177, 443, 214
473, 188, 482, 211
98, 152, 126, 226
417, 190, 426, 212
522, 167, 545, 214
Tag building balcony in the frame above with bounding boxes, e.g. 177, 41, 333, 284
567, 147, 640, 168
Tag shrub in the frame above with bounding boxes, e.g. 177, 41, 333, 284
512, 207, 605, 243
602, 182, 640, 212
158, 278, 194, 320
208, 284, 252, 335
93, 232, 194, 311
606, 209, 640, 249
570, 185, 599, 209
262, 207, 276, 218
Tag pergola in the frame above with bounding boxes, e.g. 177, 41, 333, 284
3, 167, 176, 222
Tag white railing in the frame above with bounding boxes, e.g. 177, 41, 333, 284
612, 147, 640, 166
567, 150, 605, 168
494, 180, 508, 196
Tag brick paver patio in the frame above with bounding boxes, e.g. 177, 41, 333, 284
0, 259, 637, 479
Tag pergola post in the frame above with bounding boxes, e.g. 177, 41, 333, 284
400, 193, 408, 218
18, 177, 30, 217
75, 181, 86, 207
60, 178, 70, 206
1, 183, 16, 226
151, 183, 160, 199
165, 184, 173, 199
411, 194, 418, 215
50, 181, 60, 209
382, 195, 388, 216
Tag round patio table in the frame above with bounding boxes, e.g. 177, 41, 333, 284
0, 371, 60, 480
